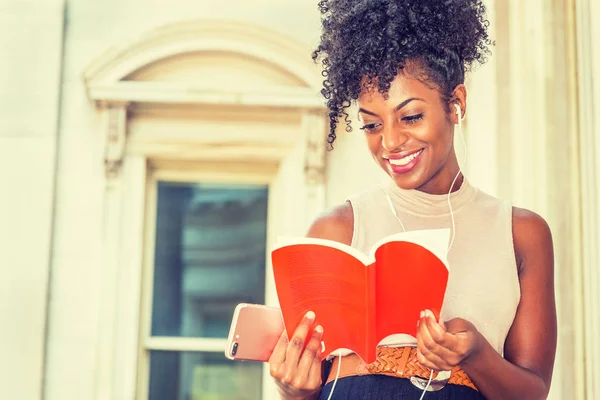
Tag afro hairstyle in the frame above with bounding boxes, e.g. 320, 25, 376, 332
312, 0, 493, 146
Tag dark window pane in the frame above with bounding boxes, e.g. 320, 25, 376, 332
151, 182, 268, 338
149, 351, 262, 400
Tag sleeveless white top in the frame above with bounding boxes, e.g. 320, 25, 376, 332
346, 178, 520, 356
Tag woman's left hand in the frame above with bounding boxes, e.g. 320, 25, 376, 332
416, 310, 483, 371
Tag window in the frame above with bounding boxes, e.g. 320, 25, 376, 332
139, 176, 270, 400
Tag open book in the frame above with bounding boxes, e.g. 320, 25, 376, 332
271, 229, 450, 364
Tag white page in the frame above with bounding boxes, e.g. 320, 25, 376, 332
367, 228, 450, 270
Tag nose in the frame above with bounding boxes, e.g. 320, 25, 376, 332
381, 125, 408, 152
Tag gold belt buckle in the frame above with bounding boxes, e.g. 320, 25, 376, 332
410, 370, 451, 391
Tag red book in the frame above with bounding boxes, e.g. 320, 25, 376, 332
271, 229, 450, 364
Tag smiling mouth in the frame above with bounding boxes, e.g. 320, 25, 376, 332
387, 149, 424, 167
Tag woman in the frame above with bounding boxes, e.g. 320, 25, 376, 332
269, 0, 557, 399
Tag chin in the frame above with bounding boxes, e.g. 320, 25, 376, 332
389, 173, 426, 190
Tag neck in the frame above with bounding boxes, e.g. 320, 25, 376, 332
386, 172, 476, 218
416, 156, 463, 195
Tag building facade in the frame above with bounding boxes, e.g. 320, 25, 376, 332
1, 0, 599, 399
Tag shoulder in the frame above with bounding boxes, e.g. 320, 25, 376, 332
306, 201, 354, 246
511, 207, 554, 275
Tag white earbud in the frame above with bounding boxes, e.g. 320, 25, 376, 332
454, 103, 461, 119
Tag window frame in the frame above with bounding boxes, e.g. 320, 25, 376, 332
136, 166, 277, 400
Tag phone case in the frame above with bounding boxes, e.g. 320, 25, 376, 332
225, 303, 285, 362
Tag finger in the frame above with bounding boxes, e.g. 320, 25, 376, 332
417, 348, 440, 370
306, 355, 324, 390
426, 310, 447, 334
417, 348, 450, 371
417, 340, 452, 371
297, 325, 323, 374
307, 335, 325, 389
418, 312, 441, 354
417, 316, 455, 370
285, 311, 317, 368
269, 330, 289, 377
419, 312, 454, 355
425, 310, 451, 347
429, 315, 474, 357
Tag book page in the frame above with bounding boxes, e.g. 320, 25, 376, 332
368, 228, 450, 269
371, 241, 448, 348
272, 244, 370, 360
275, 236, 371, 265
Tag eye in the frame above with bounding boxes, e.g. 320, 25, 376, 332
359, 123, 382, 134
402, 113, 424, 125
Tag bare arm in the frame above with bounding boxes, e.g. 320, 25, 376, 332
417, 207, 557, 400
460, 207, 557, 399
306, 202, 354, 244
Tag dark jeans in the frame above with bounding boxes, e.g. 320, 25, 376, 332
319, 375, 487, 400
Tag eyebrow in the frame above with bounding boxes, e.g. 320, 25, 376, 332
358, 97, 425, 117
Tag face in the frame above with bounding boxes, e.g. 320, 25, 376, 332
357, 72, 465, 195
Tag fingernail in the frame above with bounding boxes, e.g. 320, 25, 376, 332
321, 341, 326, 352
420, 311, 425, 318
305, 311, 316, 320
426, 310, 433, 318
315, 325, 323, 333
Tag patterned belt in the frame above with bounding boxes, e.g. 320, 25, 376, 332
325, 346, 478, 392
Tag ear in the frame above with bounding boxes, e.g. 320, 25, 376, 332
449, 84, 467, 124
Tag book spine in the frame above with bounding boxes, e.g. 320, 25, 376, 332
366, 262, 377, 359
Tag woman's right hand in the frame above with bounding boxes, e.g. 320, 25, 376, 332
269, 311, 324, 400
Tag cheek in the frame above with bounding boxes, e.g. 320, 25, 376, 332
365, 134, 381, 155
418, 121, 453, 152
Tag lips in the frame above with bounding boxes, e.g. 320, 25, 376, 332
385, 149, 424, 174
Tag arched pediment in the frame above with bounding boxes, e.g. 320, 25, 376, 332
83, 19, 323, 107
123, 51, 308, 88
84, 19, 326, 181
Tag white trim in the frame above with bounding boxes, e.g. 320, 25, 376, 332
576, 0, 600, 397
90, 81, 325, 109
113, 156, 148, 400
150, 164, 277, 185
145, 337, 227, 353
136, 172, 159, 400
95, 177, 124, 400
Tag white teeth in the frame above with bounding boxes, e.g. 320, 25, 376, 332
389, 150, 422, 166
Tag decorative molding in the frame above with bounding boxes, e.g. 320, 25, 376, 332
103, 104, 129, 178
88, 81, 325, 109
302, 111, 327, 185
83, 19, 322, 91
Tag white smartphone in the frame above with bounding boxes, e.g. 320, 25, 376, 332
225, 303, 285, 362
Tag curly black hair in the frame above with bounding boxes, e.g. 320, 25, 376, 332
312, 0, 493, 146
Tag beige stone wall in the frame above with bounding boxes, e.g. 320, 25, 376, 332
1, 0, 597, 399
0, 1, 64, 399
